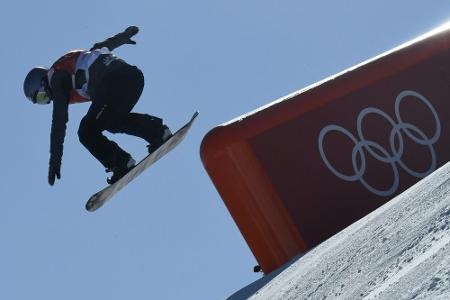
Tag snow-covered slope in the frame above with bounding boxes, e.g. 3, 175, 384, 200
247, 162, 450, 299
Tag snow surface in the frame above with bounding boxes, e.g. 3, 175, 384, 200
244, 162, 450, 299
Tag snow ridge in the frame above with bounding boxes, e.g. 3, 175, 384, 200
249, 163, 450, 299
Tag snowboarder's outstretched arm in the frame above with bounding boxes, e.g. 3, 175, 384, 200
90, 26, 139, 51
48, 70, 70, 186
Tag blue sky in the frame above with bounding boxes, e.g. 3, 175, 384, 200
1, 1, 450, 299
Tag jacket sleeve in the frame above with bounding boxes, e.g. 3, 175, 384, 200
90, 26, 139, 51
49, 70, 70, 168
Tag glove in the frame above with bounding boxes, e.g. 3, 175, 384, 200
90, 26, 140, 51
48, 162, 61, 186
123, 26, 139, 45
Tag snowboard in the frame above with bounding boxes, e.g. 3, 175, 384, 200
85, 111, 199, 212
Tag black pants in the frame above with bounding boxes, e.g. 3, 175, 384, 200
78, 66, 163, 169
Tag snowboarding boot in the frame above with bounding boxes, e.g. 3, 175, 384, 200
106, 154, 136, 184
147, 125, 173, 154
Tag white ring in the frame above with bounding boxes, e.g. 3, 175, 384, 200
318, 90, 440, 197
318, 124, 364, 182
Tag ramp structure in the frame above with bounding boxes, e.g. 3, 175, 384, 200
201, 23, 450, 274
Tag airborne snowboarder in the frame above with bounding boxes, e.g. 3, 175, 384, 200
23, 26, 172, 185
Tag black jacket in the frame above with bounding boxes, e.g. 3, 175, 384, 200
48, 26, 139, 171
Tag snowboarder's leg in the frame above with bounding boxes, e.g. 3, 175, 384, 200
96, 65, 144, 113
94, 65, 172, 153
78, 101, 136, 184
97, 108, 172, 154
78, 113, 133, 171
82, 65, 144, 183
113, 113, 169, 142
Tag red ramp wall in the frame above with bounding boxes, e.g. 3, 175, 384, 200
201, 24, 450, 273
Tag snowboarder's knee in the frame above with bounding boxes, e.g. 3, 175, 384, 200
78, 116, 98, 145
106, 121, 122, 133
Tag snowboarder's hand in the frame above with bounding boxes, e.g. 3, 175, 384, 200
90, 26, 139, 51
48, 163, 61, 186
123, 26, 139, 45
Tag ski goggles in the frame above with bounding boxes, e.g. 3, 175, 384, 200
33, 85, 51, 105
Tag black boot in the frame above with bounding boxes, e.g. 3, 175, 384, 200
106, 154, 136, 184
147, 125, 173, 154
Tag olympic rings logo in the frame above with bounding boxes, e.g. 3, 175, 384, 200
318, 90, 441, 197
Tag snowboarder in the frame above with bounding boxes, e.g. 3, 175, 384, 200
23, 26, 172, 186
